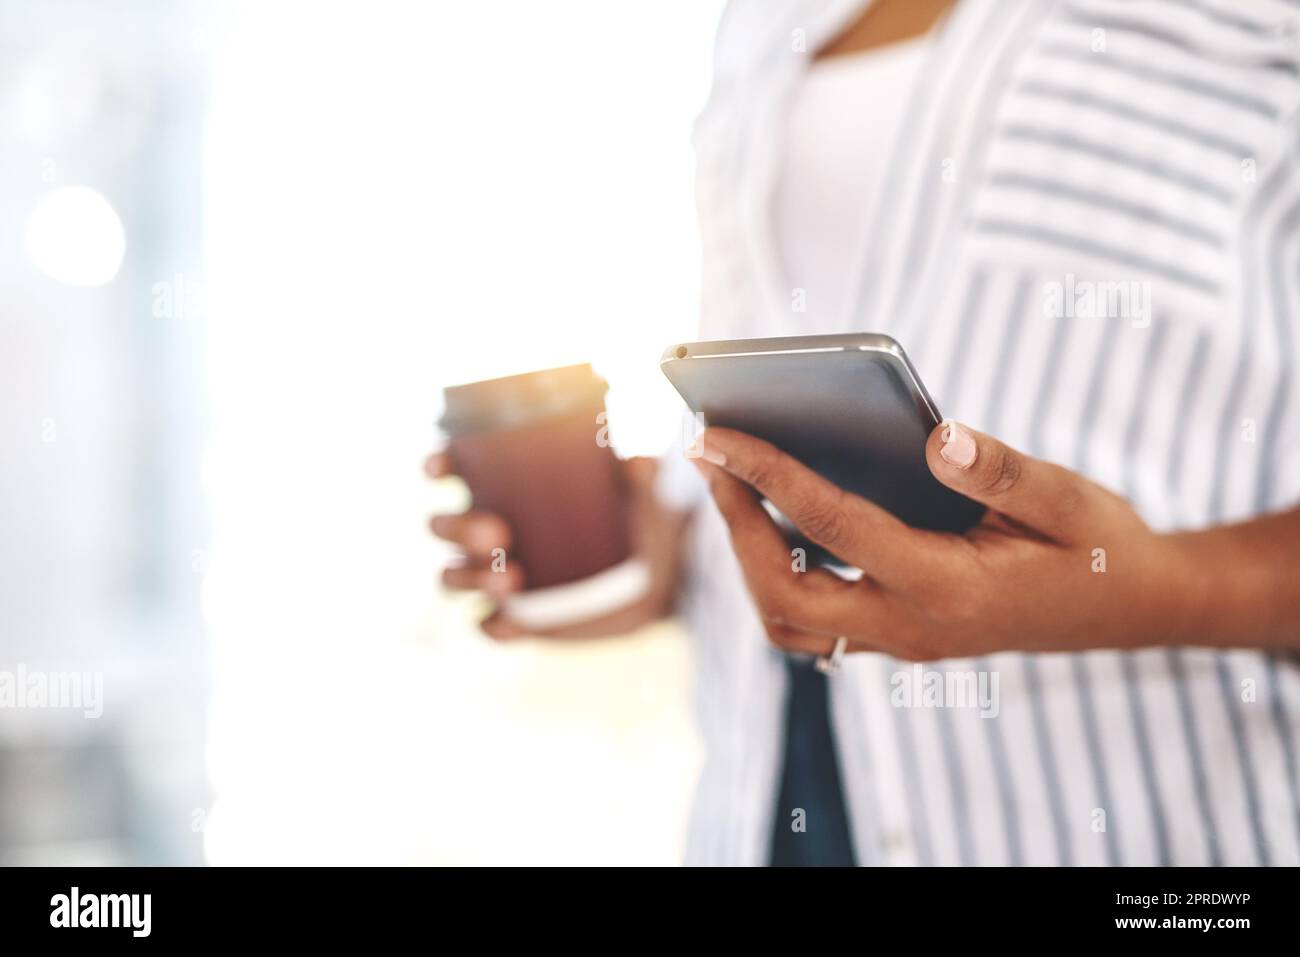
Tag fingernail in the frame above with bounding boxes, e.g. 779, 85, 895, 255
699, 440, 726, 467
940, 419, 977, 469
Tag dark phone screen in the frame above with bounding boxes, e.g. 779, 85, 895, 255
664, 347, 984, 557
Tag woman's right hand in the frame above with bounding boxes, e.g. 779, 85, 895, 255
425, 452, 689, 639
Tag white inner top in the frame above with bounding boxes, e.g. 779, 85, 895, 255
773, 39, 928, 330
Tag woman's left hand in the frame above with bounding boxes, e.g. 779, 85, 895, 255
692, 421, 1206, 661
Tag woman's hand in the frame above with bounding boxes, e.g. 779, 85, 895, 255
692, 421, 1212, 661
427, 454, 688, 640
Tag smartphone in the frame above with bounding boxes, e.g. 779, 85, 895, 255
660, 333, 984, 551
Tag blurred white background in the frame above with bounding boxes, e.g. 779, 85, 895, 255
1, 0, 723, 865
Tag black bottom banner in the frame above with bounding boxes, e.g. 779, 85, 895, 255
0, 865, 1286, 944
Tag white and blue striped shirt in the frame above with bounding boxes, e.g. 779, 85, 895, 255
672, 0, 1300, 866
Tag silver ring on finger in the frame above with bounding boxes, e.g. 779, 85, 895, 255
815, 636, 848, 675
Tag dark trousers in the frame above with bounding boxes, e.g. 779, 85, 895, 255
769, 655, 857, 866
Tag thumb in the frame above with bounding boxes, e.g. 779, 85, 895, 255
925, 420, 1092, 544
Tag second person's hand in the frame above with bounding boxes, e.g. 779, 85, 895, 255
426, 453, 689, 639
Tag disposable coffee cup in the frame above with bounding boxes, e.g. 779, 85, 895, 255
439, 364, 650, 630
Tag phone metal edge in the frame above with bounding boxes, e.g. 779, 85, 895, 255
660, 334, 944, 426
